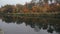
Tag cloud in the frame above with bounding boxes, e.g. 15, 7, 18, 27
0, 0, 31, 6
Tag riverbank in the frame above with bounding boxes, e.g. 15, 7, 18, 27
0, 12, 60, 19
0, 12, 60, 18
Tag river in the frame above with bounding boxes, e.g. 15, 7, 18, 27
0, 15, 60, 34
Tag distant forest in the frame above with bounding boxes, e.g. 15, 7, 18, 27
0, 0, 60, 14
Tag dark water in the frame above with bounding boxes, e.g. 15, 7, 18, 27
0, 15, 60, 34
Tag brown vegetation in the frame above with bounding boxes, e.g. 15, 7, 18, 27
0, 2, 60, 14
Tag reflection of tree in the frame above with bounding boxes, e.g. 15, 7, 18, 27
55, 27, 60, 33
2, 15, 13, 23
0, 15, 60, 34
42, 24, 48, 30
34, 25, 40, 32
47, 25, 54, 33
16, 17, 23, 24
53, 24, 60, 33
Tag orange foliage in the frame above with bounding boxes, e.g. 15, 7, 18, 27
32, 6, 37, 12
23, 6, 29, 13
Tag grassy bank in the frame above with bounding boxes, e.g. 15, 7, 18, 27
0, 12, 60, 19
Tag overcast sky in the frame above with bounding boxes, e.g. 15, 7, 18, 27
0, 0, 31, 7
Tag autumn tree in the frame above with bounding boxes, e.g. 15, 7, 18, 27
16, 4, 23, 13
1, 5, 13, 13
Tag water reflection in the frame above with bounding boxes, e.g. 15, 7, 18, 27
0, 15, 60, 34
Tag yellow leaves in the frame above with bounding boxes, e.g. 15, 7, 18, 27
32, 6, 37, 12
23, 7, 29, 13
31, 5, 49, 13
1, 3, 60, 13
32, 6, 41, 12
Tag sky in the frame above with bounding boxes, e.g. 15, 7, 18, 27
0, 0, 31, 7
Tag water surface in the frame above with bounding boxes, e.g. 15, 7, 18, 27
0, 15, 60, 34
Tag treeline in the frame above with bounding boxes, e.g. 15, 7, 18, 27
0, 2, 60, 14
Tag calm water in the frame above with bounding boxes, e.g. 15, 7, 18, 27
0, 15, 60, 34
